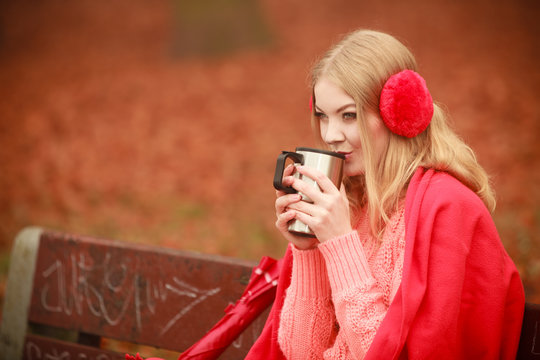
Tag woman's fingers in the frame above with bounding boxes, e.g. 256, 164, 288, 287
287, 165, 339, 204
275, 165, 351, 245
276, 209, 296, 229
275, 193, 302, 215
284, 163, 296, 176
275, 165, 296, 194
295, 165, 338, 194
287, 198, 319, 217
289, 176, 328, 205
275, 173, 296, 197
275, 209, 319, 250
292, 210, 315, 229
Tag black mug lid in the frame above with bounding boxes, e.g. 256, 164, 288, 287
295, 147, 345, 159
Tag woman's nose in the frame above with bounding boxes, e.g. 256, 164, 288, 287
323, 119, 346, 145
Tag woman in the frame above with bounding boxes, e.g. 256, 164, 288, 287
247, 29, 524, 359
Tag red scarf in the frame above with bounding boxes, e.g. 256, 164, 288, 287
247, 168, 524, 359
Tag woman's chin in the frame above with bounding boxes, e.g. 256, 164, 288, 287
344, 165, 364, 177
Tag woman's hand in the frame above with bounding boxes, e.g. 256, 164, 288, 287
288, 165, 353, 243
275, 165, 320, 250
275, 165, 353, 249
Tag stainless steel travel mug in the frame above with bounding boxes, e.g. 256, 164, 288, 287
273, 147, 345, 237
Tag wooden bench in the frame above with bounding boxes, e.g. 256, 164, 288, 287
1, 227, 539, 360
518, 302, 540, 360
0, 227, 272, 360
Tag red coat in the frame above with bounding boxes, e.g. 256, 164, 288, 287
247, 168, 524, 359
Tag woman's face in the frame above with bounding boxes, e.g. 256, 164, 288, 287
314, 77, 390, 177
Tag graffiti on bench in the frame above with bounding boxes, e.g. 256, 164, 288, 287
24, 333, 125, 360
27, 234, 256, 352
38, 252, 221, 335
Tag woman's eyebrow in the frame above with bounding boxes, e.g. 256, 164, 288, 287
315, 103, 356, 113
337, 103, 356, 112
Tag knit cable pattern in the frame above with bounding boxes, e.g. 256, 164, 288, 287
278, 207, 405, 359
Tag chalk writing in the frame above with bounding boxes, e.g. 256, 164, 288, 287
160, 281, 221, 336
26, 341, 115, 360
38, 250, 221, 335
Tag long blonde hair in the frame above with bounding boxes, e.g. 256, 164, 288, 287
310, 29, 495, 237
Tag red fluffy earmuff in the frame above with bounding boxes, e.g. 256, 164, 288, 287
379, 70, 433, 138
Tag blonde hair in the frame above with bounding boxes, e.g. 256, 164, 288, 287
310, 29, 496, 237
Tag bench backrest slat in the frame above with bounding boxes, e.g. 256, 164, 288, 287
1, 227, 269, 360
24, 333, 125, 360
517, 302, 540, 360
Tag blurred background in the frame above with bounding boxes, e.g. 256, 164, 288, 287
0, 0, 538, 324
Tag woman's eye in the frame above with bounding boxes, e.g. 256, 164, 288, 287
343, 112, 356, 120
343, 112, 357, 121
315, 112, 328, 121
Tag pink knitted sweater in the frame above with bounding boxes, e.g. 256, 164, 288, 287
278, 207, 405, 359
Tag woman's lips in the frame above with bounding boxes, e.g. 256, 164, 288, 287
337, 151, 352, 160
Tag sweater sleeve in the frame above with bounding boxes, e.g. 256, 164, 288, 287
318, 231, 403, 359
278, 246, 337, 359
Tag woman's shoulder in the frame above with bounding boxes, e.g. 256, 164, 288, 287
407, 168, 500, 248
412, 168, 487, 213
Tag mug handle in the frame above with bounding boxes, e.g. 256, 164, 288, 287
273, 151, 304, 193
